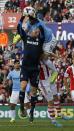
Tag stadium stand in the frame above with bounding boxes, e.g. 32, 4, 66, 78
0, 0, 8, 11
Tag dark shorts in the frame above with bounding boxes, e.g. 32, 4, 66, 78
20, 66, 40, 88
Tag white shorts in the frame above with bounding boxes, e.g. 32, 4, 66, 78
10, 91, 19, 104
39, 78, 53, 101
71, 90, 74, 101
50, 83, 57, 96
10, 91, 30, 105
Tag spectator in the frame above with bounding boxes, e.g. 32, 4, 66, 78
0, 46, 3, 55
5, 0, 19, 12
53, 11, 63, 22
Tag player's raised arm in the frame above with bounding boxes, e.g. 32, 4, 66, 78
17, 16, 28, 38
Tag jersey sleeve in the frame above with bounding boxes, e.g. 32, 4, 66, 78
7, 72, 12, 80
39, 25, 45, 42
39, 21, 57, 53
17, 16, 27, 39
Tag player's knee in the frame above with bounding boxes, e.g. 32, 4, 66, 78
10, 104, 16, 110
21, 81, 27, 91
31, 87, 37, 96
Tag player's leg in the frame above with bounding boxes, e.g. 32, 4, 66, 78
51, 83, 70, 120
53, 94, 61, 117
39, 79, 62, 127
50, 83, 61, 117
24, 91, 31, 116
10, 91, 19, 122
29, 86, 38, 123
39, 79, 55, 122
29, 70, 39, 123
19, 81, 27, 114
18, 93, 30, 119
19, 68, 28, 117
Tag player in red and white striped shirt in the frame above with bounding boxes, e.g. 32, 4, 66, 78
39, 59, 62, 127
39, 58, 71, 126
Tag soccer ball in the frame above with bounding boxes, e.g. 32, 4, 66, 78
23, 6, 36, 18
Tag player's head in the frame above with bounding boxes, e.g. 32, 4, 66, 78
29, 27, 40, 37
14, 59, 20, 69
23, 6, 36, 18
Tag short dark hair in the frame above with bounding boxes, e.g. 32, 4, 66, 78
14, 59, 20, 64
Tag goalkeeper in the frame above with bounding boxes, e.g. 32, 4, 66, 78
16, 6, 59, 122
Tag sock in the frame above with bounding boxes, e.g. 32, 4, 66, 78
30, 96, 38, 118
30, 96, 38, 104
30, 105, 35, 118
48, 106, 55, 121
54, 100, 61, 117
10, 110, 16, 120
19, 90, 25, 112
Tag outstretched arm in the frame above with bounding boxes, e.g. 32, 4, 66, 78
17, 16, 29, 38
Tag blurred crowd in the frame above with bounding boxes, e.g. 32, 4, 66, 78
3, 0, 74, 23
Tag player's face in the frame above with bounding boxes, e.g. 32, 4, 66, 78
14, 62, 20, 69
30, 28, 40, 37
29, 16, 36, 25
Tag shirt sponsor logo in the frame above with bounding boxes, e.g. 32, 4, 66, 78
27, 40, 39, 45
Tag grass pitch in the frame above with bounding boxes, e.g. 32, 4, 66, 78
0, 118, 74, 131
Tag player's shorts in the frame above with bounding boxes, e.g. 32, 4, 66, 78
50, 83, 57, 96
10, 91, 30, 104
10, 91, 19, 104
39, 78, 53, 101
20, 67, 39, 87
71, 90, 74, 101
